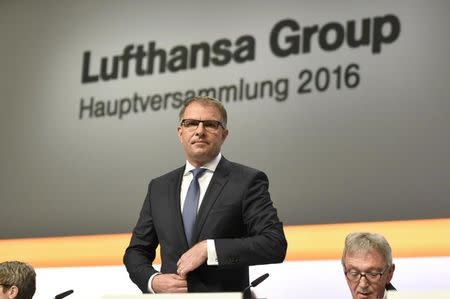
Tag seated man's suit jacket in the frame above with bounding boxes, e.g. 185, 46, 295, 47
124, 157, 287, 292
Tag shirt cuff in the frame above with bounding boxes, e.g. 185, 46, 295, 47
207, 239, 219, 265
148, 272, 161, 293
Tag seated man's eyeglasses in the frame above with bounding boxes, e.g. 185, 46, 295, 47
344, 265, 390, 283
180, 119, 225, 132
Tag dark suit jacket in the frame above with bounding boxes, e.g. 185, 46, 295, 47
123, 157, 287, 293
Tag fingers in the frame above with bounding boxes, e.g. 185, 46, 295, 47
176, 241, 208, 277
152, 273, 187, 293
177, 253, 194, 277
169, 273, 185, 280
177, 268, 186, 279
176, 264, 192, 279
167, 274, 187, 292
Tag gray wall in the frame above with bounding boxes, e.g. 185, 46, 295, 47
1, 1, 449, 238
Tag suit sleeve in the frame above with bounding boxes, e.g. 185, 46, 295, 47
214, 171, 287, 267
123, 182, 159, 293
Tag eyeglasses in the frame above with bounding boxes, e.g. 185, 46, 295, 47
345, 265, 390, 283
180, 119, 225, 133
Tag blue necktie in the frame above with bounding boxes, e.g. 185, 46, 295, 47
182, 168, 207, 246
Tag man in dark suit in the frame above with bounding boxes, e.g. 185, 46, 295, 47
124, 96, 287, 294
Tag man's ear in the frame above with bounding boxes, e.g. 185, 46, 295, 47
387, 264, 395, 282
177, 126, 183, 142
7, 285, 19, 299
221, 128, 229, 141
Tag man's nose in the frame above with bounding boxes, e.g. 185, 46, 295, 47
195, 122, 206, 135
358, 275, 369, 287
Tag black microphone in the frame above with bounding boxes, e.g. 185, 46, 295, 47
54, 290, 74, 299
243, 273, 269, 299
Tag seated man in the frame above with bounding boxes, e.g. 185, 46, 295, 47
342, 232, 396, 299
0, 261, 36, 299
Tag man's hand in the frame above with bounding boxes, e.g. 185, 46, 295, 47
152, 273, 187, 293
176, 240, 208, 278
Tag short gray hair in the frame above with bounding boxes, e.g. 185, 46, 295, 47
341, 232, 393, 267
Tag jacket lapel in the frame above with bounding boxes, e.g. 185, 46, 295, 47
192, 157, 230, 242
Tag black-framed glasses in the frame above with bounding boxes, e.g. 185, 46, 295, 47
180, 119, 225, 132
345, 265, 390, 283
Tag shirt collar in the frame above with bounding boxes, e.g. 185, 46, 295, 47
184, 153, 222, 175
